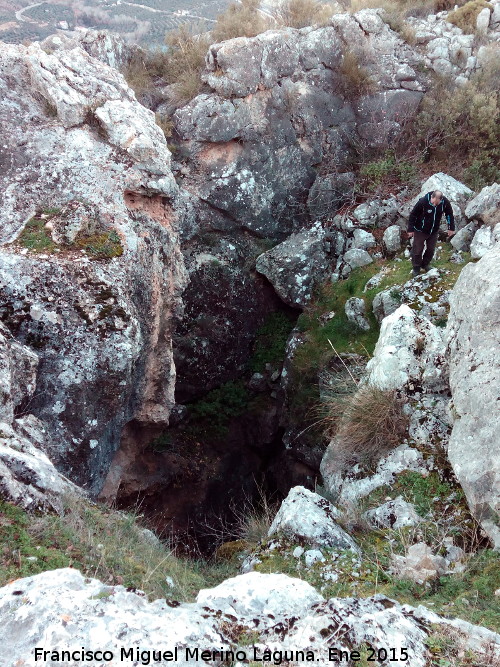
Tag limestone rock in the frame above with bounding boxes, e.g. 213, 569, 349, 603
383, 224, 402, 254
343, 248, 373, 270
4, 567, 498, 666
307, 172, 356, 221
365, 304, 448, 393
465, 183, 500, 225
391, 542, 447, 583
446, 246, 500, 547
255, 223, 330, 308
366, 496, 421, 529
351, 228, 376, 250
321, 442, 432, 506
268, 486, 360, 552
0, 41, 187, 495
345, 297, 371, 331
450, 221, 479, 252
469, 225, 496, 258
372, 288, 401, 323
197, 571, 323, 621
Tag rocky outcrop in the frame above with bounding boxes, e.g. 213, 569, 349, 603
173, 10, 425, 238
2, 567, 498, 666
465, 183, 500, 226
0, 41, 187, 494
0, 322, 79, 512
446, 245, 500, 547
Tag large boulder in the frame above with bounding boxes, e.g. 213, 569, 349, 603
255, 223, 331, 308
446, 245, 500, 547
365, 304, 448, 393
469, 223, 500, 259
268, 486, 360, 552
465, 183, 500, 225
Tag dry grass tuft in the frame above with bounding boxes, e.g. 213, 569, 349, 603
446, 0, 493, 33
273, 0, 335, 27
338, 49, 375, 98
324, 384, 409, 471
211, 0, 270, 41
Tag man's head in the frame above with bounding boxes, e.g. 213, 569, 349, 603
430, 190, 443, 205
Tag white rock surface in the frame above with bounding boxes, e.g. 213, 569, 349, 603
365, 304, 448, 393
366, 496, 421, 529
4, 567, 497, 666
255, 223, 329, 307
345, 297, 371, 331
465, 183, 500, 224
469, 224, 497, 258
343, 248, 373, 269
391, 542, 448, 583
268, 486, 360, 552
383, 225, 402, 254
352, 228, 376, 250
446, 245, 500, 547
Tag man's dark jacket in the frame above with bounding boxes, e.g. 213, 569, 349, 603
408, 191, 455, 235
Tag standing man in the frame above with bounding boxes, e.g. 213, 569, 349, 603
407, 190, 455, 277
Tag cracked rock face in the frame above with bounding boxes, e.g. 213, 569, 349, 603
0, 41, 187, 495
446, 245, 500, 547
5, 567, 499, 666
173, 10, 425, 238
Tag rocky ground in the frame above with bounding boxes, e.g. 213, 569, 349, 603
0, 7, 499, 666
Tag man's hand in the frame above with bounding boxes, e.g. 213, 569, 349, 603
447, 230, 455, 238
407, 231, 414, 238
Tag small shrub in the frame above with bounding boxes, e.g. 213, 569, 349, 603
338, 49, 375, 99
273, 0, 334, 28
412, 55, 500, 189
358, 150, 418, 193
325, 384, 409, 470
446, 0, 493, 33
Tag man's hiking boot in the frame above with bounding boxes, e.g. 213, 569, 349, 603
412, 267, 421, 277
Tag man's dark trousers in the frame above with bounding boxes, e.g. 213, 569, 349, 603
412, 230, 439, 270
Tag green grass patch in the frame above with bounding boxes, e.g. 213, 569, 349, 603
248, 312, 295, 373
0, 497, 237, 601
15, 208, 123, 260
74, 230, 123, 260
17, 216, 56, 253
253, 534, 500, 632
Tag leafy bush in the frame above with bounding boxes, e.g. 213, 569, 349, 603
357, 150, 419, 194
412, 52, 500, 189
446, 0, 492, 33
188, 380, 251, 436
